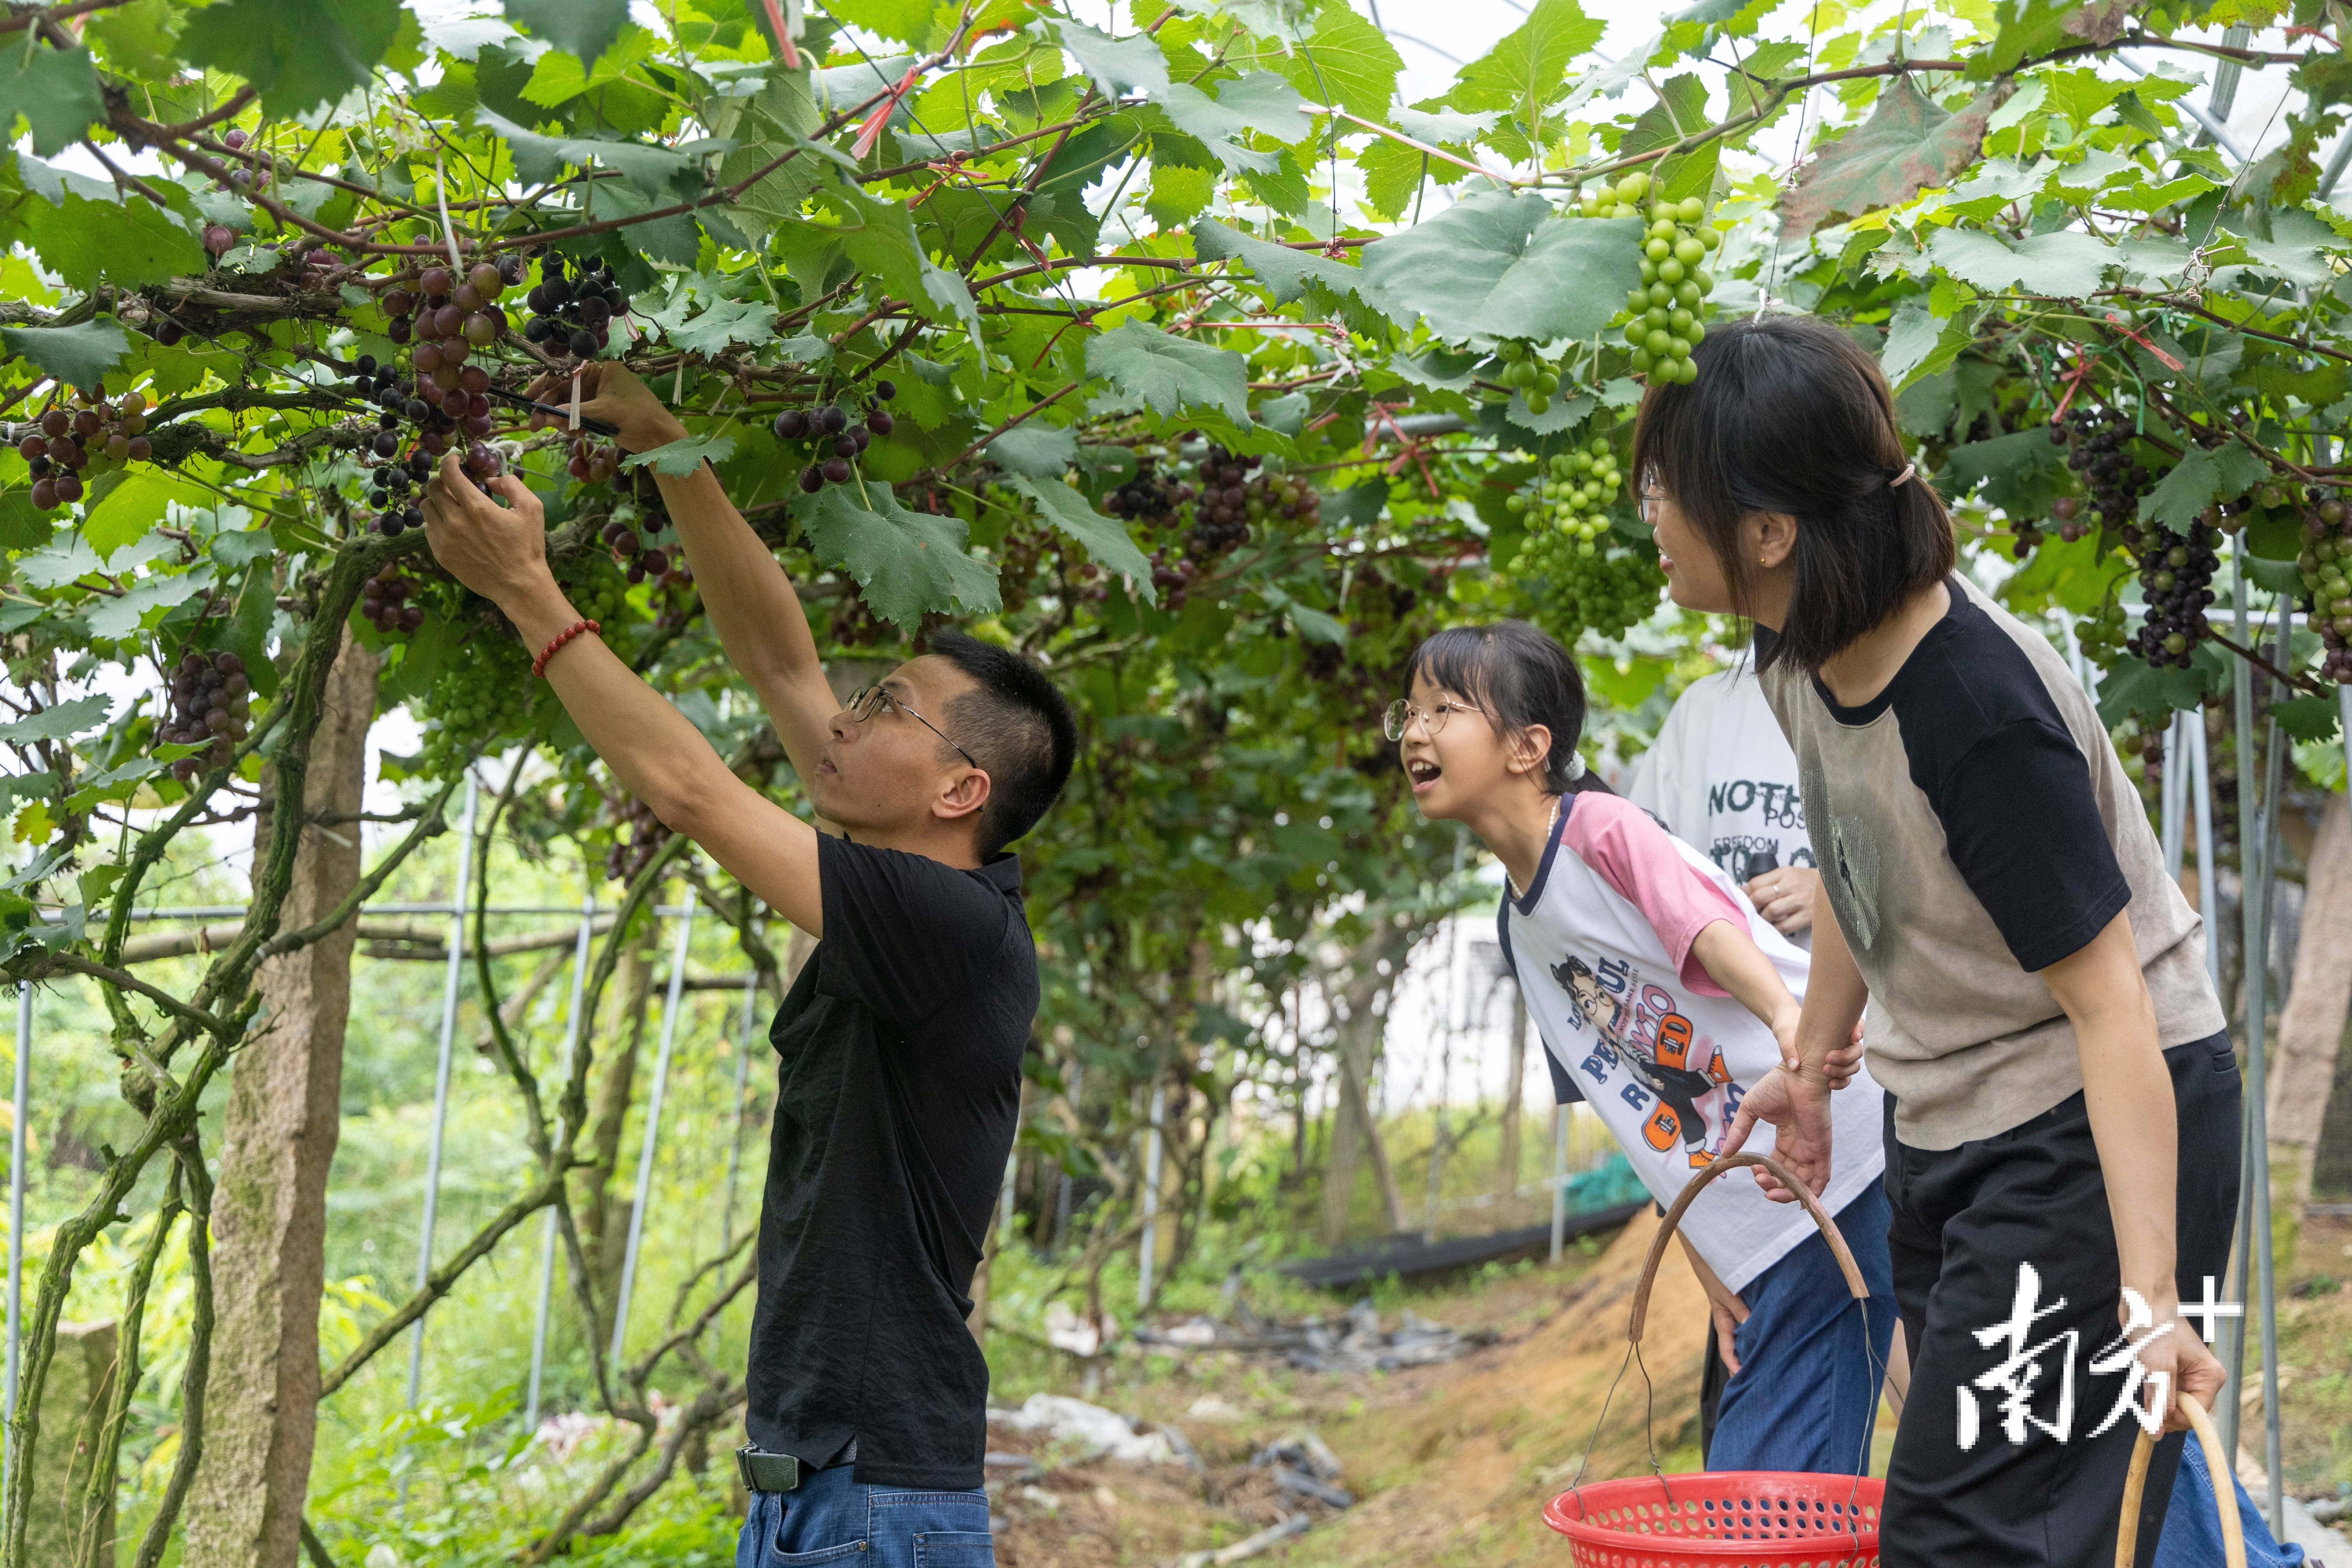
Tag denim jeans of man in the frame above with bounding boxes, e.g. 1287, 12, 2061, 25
736, 1463, 995, 1567
1706, 1177, 1898, 1475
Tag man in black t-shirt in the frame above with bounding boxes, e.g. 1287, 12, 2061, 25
420, 366, 1075, 1566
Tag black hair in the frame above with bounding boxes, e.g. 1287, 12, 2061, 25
927, 630, 1078, 857
1403, 621, 1613, 797
1630, 314, 1955, 674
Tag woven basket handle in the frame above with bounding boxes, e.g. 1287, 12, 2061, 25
1626, 1151, 1868, 1346
2113, 1391, 2245, 1568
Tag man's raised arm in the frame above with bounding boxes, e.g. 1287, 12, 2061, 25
525, 365, 837, 783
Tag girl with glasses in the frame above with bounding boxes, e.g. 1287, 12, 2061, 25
1393, 620, 1896, 1480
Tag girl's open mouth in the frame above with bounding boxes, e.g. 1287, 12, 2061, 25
1407, 758, 1442, 792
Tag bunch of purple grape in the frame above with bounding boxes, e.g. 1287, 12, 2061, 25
361, 564, 424, 637
1186, 447, 1259, 557
2127, 517, 2221, 668
523, 257, 628, 359
160, 649, 251, 782
604, 794, 669, 883
18, 391, 153, 510
1104, 462, 1189, 528
593, 466, 684, 586
776, 383, 897, 493
2052, 408, 2152, 543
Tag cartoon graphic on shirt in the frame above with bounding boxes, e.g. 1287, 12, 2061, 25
1553, 954, 1738, 1169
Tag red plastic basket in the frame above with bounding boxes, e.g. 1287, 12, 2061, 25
1543, 1472, 1882, 1567
1540, 1154, 1885, 1568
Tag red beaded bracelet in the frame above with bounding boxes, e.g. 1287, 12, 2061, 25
532, 618, 601, 678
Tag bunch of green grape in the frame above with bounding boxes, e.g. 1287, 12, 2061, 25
2073, 597, 2129, 670
1505, 437, 1623, 549
1490, 339, 1564, 415
1580, 171, 1719, 385
409, 561, 630, 776
416, 634, 537, 777
1503, 439, 1664, 639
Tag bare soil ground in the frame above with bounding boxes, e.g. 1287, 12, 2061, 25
993, 1208, 2352, 1566
991, 1210, 1720, 1567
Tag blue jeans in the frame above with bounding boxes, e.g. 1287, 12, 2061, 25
1706, 1177, 1898, 1476
735, 1463, 995, 1567
2153, 1436, 2305, 1567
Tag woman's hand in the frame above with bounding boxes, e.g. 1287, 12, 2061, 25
2134, 1297, 2227, 1436
520, 362, 687, 454
1719, 1064, 1833, 1200
421, 456, 559, 615
1745, 866, 1820, 935
1773, 1010, 1865, 1090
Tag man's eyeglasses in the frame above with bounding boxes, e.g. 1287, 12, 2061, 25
844, 684, 978, 769
1383, 698, 1483, 742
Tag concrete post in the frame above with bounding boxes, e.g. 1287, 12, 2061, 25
185, 639, 378, 1568
26, 1319, 114, 1568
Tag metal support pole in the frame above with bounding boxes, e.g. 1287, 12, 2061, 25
1136, 1081, 1165, 1308
1548, 1105, 1568, 1265
2322, 131, 2352, 201
2192, 716, 2221, 995
3, 983, 29, 1503
524, 891, 597, 1433
2248, 611, 2290, 1536
719, 966, 762, 1258
2223, 579, 2258, 1463
609, 887, 696, 1376
407, 773, 479, 1407
2162, 709, 2188, 882
2204, 25, 2254, 127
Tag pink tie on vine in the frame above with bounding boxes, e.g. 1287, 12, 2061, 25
759, 0, 802, 69
852, 60, 927, 161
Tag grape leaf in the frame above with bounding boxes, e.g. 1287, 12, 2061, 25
1154, 73, 1306, 175
0, 319, 130, 390
178, 0, 406, 117
1083, 321, 1250, 422
474, 107, 699, 197
793, 484, 1000, 631
1287, 5, 1403, 120
1780, 76, 1996, 239
1191, 219, 1368, 306
85, 570, 213, 640
501, 0, 631, 66
1007, 476, 1156, 599
80, 465, 213, 560
1053, 20, 1169, 98
2137, 445, 2271, 528
1878, 300, 1946, 388
0, 695, 111, 744
1357, 193, 1642, 344
0, 489, 48, 552
988, 425, 1078, 477
2094, 646, 2228, 729
21, 186, 205, 292
2271, 695, 2342, 743
1147, 163, 1216, 229
823, 0, 936, 48
0, 44, 104, 158
621, 433, 739, 477
667, 297, 779, 356
1929, 228, 2113, 297
1452, 0, 1605, 114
